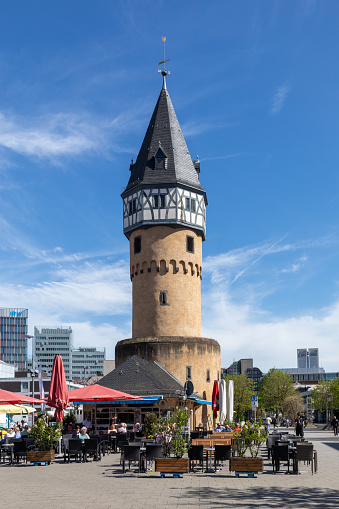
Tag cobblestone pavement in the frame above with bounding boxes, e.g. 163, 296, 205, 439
1, 429, 338, 508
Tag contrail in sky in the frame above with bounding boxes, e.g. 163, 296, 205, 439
225, 232, 290, 288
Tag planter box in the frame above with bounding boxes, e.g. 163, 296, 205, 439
27, 450, 55, 464
229, 457, 264, 473
155, 458, 189, 474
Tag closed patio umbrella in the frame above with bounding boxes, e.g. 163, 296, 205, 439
212, 380, 219, 422
226, 380, 234, 422
47, 355, 69, 422
219, 380, 226, 424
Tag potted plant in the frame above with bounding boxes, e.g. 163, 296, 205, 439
154, 408, 190, 476
229, 422, 266, 477
27, 416, 63, 464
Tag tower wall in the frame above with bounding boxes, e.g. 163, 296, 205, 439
130, 226, 202, 338
115, 336, 221, 425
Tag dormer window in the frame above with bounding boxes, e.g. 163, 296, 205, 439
154, 144, 167, 170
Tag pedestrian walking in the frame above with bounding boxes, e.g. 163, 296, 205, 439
331, 415, 338, 436
295, 413, 304, 437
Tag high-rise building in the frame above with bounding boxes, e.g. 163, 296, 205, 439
34, 326, 106, 381
0, 308, 28, 370
297, 348, 319, 369
115, 66, 221, 426
34, 326, 73, 379
72, 347, 105, 381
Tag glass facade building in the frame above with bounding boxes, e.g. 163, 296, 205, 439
297, 348, 319, 369
0, 308, 28, 370
34, 326, 73, 380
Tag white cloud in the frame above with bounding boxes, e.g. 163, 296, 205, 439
280, 256, 308, 273
271, 83, 291, 114
202, 289, 339, 373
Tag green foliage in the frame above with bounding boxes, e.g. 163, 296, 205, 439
63, 411, 77, 426
142, 412, 159, 439
312, 378, 339, 412
29, 416, 62, 451
223, 373, 255, 420
258, 369, 296, 413
148, 408, 190, 458
233, 422, 266, 458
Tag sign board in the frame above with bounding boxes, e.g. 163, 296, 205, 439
251, 395, 258, 409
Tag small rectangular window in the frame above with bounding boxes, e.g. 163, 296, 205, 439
190, 199, 196, 212
206, 369, 210, 382
134, 236, 141, 254
186, 366, 192, 380
129, 201, 133, 215
186, 236, 194, 253
160, 195, 166, 208
153, 195, 159, 208
159, 291, 168, 306
185, 197, 190, 210
132, 199, 137, 214
156, 157, 164, 169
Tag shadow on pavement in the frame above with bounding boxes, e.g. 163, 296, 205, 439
323, 442, 339, 451
172, 487, 339, 507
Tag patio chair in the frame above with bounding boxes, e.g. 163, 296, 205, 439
116, 434, 129, 452
188, 445, 204, 472
64, 439, 83, 463
122, 444, 142, 474
22, 437, 37, 451
267, 434, 281, 459
144, 444, 163, 471
272, 444, 290, 474
295, 443, 316, 474
13, 440, 27, 463
98, 434, 110, 456
83, 438, 100, 462
214, 444, 232, 471
109, 434, 117, 453
190, 431, 201, 441
0, 444, 13, 464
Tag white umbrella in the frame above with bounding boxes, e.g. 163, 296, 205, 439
0, 405, 36, 414
226, 380, 234, 422
219, 380, 226, 423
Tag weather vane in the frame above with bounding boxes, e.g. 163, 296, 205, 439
158, 36, 170, 87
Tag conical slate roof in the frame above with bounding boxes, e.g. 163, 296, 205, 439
124, 82, 203, 193
97, 355, 186, 397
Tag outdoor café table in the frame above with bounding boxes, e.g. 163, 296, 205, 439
1, 443, 14, 463
205, 447, 215, 473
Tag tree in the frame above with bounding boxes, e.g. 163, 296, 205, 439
312, 378, 339, 412
282, 395, 305, 421
223, 373, 254, 421
258, 369, 296, 413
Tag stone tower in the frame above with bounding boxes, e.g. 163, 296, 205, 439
116, 69, 220, 425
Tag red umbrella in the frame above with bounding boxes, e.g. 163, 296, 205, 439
68, 384, 140, 432
68, 384, 140, 402
0, 388, 43, 405
47, 355, 69, 422
212, 380, 219, 420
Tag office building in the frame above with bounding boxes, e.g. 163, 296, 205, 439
72, 347, 105, 381
297, 348, 319, 369
0, 308, 28, 370
34, 326, 73, 380
223, 358, 263, 391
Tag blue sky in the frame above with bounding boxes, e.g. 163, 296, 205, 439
0, 1, 338, 372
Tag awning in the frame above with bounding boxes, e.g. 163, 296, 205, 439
73, 397, 159, 405
188, 397, 212, 405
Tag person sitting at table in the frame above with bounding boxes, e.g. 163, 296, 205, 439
134, 422, 142, 432
215, 423, 225, 432
108, 423, 117, 434
65, 423, 77, 438
78, 426, 90, 439
5, 428, 15, 439
21, 424, 31, 437
14, 426, 21, 439
82, 414, 92, 431
117, 422, 127, 433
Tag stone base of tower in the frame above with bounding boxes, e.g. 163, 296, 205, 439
115, 336, 221, 429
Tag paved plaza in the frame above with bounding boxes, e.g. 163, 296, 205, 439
1, 429, 338, 508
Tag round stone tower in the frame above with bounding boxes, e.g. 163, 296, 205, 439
116, 69, 221, 425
